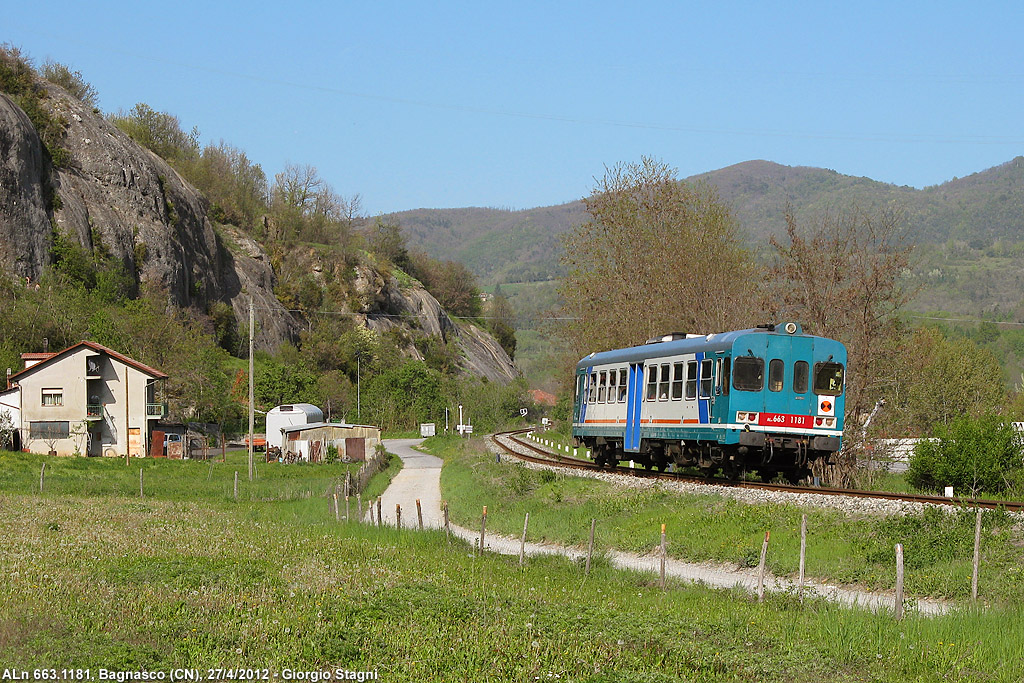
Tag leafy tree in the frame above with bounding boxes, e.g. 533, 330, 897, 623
908, 414, 1023, 494
185, 141, 269, 229
0, 45, 70, 166
40, 60, 98, 107
559, 156, 760, 358
367, 217, 411, 272
110, 103, 200, 163
486, 289, 517, 360
881, 327, 1006, 435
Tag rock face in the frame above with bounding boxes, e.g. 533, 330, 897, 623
0, 94, 52, 283
354, 266, 518, 383
0, 84, 518, 382
0, 86, 296, 349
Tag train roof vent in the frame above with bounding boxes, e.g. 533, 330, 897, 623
645, 332, 690, 344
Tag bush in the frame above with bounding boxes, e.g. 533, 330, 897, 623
907, 414, 1024, 494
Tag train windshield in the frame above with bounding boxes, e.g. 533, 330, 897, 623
813, 362, 845, 396
732, 356, 764, 391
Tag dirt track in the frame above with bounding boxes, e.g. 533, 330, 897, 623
380, 439, 949, 616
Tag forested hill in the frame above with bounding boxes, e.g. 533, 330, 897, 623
388, 157, 1024, 286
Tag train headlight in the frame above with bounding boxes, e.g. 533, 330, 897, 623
737, 412, 747, 421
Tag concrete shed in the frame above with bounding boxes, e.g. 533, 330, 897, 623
265, 403, 324, 450
280, 423, 381, 463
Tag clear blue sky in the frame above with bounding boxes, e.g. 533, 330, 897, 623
6, 2, 1023, 215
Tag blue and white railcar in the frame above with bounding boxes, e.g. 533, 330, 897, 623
571, 322, 846, 480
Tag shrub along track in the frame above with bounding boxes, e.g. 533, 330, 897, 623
493, 429, 1024, 513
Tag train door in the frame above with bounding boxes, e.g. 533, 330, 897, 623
624, 363, 644, 452
762, 335, 815, 424
573, 370, 588, 425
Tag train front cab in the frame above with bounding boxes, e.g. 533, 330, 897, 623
722, 328, 846, 479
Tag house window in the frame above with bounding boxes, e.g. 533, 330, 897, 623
30, 421, 69, 439
42, 389, 63, 407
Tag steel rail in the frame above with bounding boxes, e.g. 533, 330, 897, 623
492, 428, 1024, 512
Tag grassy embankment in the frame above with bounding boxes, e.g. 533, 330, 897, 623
433, 436, 1024, 607
3, 447, 1024, 680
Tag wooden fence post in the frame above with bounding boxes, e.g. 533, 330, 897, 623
357, 493, 363, 523
333, 493, 340, 522
895, 543, 905, 621
757, 531, 770, 602
798, 514, 807, 602
972, 508, 982, 602
660, 524, 667, 590
415, 499, 423, 529
40, 463, 45, 494
519, 512, 529, 566
377, 498, 382, 528
396, 504, 402, 529
586, 518, 596, 575
444, 502, 450, 541
345, 495, 350, 522
234, 471, 238, 501
479, 506, 487, 555
139, 467, 144, 498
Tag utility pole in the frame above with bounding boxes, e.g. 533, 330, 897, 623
356, 353, 361, 422
248, 296, 254, 482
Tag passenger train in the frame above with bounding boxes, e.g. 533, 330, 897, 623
571, 323, 846, 481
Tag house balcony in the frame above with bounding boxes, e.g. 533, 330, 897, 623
86, 404, 104, 420
146, 402, 167, 418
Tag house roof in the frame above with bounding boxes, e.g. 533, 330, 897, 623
281, 422, 380, 434
8, 340, 169, 383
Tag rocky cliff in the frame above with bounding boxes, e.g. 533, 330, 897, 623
0, 82, 518, 382
0, 87, 295, 348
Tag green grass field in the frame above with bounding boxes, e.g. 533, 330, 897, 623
3, 446, 1024, 680
434, 436, 1024, 608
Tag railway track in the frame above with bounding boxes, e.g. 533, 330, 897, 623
492, 428, 1024, 513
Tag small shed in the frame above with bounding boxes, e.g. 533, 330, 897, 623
266, 403, 324, 450
280, 423, 381, 463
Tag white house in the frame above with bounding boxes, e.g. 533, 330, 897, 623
2, 341, 168, 457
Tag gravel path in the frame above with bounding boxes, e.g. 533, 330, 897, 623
381, 439, 951, 616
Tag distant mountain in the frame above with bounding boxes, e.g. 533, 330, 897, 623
388, 157, 1024, 286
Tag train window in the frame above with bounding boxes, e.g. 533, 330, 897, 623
769, 359, 784, 392
598, 371, 607, 403
618, 369, 628, 402
732, 357, 764, 391
671, 362, 684, 400
813, 362, 845, 396
722, 357, 730, 396
793, 361, 809, 394
590, 372, 598, 403
658, 363, 670, 400
685, 361, 698, 399
607, 370, 617, 404
699, 359, 713, 398
646, 365, 658, 401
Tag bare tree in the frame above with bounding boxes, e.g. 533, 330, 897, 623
768, 204, 913, 485
559, 157, 762, 359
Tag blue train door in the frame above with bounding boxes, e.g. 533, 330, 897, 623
624, 363, 644, 452
763, 335, 814, 424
